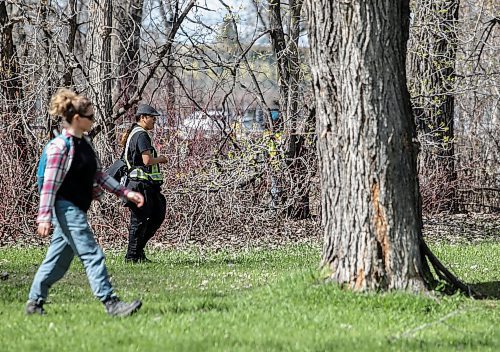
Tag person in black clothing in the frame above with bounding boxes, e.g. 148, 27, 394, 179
121, 104, 168, 263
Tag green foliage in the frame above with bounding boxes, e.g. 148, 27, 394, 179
0, 244, 498, 351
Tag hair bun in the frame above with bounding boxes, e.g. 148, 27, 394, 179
48, 88, 91, 124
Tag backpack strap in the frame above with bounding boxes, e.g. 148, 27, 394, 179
59, 134, 71, 152
124, 126, 147, 170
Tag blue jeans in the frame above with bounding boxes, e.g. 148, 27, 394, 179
28, 200, 114, 303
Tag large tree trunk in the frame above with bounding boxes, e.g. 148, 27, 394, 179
307, 0, 427, 291
408, 0, 460, 213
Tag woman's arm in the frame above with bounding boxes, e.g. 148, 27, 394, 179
94, 171, 144, 207
87, 135, 143, 207
94, 171, 129, 198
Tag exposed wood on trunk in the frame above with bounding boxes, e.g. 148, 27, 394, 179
371, 181, 390, 271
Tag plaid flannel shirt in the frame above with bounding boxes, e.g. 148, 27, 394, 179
37, 129, 130, 224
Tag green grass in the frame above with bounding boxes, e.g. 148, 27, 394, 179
0, 243, 498, 351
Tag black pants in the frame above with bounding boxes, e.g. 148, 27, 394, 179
125, 181, 166, 260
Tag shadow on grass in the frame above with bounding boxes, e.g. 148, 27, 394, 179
159, 300, 231, 314
153, 290, 233, 315
169, 257, 252, 267
470, 281, 500, 299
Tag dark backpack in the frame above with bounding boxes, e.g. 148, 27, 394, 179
37, 135, 71, 192
106, 158, 128, 183
105, 126, 144, 184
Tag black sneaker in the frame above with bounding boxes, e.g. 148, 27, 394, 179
104, 297, 142, 317
26, 300, 46, 315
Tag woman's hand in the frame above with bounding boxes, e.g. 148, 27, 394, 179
127, 191, 144, 207
37, 222, 52, 237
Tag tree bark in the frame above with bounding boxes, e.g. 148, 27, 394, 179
307, 0, 427, 291
86, 0, 114, 164
112, 0, 143, 118
0, 0, 27, 149
62, 0, 78, 87
0, 1, 21, 113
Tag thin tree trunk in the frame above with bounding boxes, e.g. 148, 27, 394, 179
87, 0, 114, 164
112, 0, 143, 118
0, 0, 26, 148
158, 0, 176, 112
408, 0, 460, 213
0, 1, 21, 112
269, 0, 310, 219
308, 0, 426, 291
62, 0, 78, 87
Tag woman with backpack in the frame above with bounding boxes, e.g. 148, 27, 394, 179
121, 104, 167, 263
27, 88, 145, 317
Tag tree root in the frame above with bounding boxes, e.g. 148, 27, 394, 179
420, 238, 484, 298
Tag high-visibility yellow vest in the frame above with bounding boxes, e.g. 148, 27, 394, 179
264, 130, 283, 166
125, 127, 163, 183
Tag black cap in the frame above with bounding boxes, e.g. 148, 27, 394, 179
135, 104, 161, 117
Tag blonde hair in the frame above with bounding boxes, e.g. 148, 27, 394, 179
49, 88, 92, 123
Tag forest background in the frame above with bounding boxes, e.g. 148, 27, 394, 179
0, 0, 498, 250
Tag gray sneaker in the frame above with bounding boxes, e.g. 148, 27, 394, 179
26, 300, 46, 315
104, 297, 142, 317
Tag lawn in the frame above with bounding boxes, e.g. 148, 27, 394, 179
0, 243, 498, 351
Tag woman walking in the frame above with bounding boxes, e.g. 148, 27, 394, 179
121, 104, 167, 263
27, 89, 145, 317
